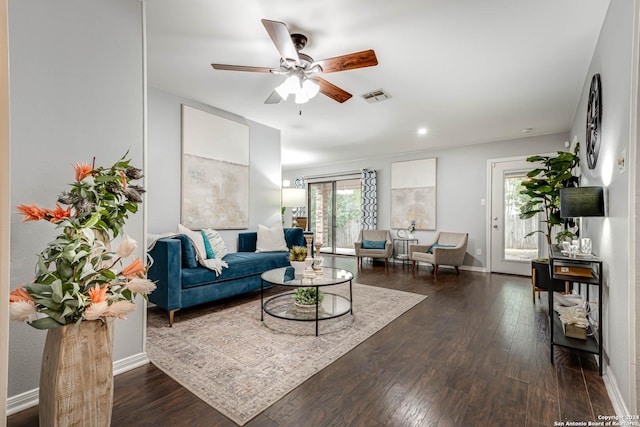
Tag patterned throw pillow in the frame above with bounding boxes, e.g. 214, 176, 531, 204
202, 228, 228, 259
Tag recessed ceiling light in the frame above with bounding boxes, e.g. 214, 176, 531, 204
417, 127, 428, 135
521, 128, 533, 133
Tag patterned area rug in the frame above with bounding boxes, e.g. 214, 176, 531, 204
146, 283, 426, 425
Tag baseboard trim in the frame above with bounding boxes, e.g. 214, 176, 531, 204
604, 368, 631, 415
6, 388, 38, 416
389, 259, 488, 274
6, 352, 149, 416
113, 351, 150, 375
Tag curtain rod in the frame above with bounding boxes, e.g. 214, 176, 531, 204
301, 169, 369, 180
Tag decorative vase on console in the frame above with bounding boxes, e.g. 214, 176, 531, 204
8, 154, 155, 427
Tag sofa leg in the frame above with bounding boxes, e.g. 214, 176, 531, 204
169, 309, 179, 327
455, 266, 460, 275
433, 265, 438, 276
384, 258, 388, 269
412, 260, 416, 272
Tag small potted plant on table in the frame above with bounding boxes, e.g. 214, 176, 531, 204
293, 287, 324, 311
289, 246, 307, 275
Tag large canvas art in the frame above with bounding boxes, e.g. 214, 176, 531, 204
181, 105, 250, 229
390, 158, 437, 230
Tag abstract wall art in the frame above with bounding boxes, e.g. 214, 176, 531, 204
181, 104, 250, 229
390, 157, 437, 230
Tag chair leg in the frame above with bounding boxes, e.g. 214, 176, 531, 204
532, 268, 536, 303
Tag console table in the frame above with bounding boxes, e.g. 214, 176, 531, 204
549, 245, 603, 375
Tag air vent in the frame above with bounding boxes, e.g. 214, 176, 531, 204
360, 89, 392, 103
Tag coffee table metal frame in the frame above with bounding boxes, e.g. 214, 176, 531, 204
260, 266, 354, 336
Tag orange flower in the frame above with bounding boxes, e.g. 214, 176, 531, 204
73, 162, 93, 182
121, 258, 145, 279
45, 204, 72, 223
9, 285, 33, 303
16, 204, 46, 222
88, 284, 108, 304
119, 171, 127, 188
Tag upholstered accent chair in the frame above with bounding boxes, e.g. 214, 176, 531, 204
354, 229, 393, 268
409, 232, 469, 276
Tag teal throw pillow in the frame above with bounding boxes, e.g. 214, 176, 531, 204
427, 243, 455, 254
362, 239, 386, 249
200, 230, 215, 259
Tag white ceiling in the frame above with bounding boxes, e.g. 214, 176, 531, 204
146, 0, 610, 170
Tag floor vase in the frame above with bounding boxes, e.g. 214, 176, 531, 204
39, 319, 114, 427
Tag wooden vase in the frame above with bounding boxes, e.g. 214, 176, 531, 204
39, 319, 114, 427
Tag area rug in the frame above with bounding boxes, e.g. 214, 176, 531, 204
146, 283, 426, 425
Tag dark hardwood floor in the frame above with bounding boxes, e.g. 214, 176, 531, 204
7, 255, 614, 426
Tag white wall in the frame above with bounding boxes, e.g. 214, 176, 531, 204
568, 0, 636, 413
147, 87, 282, 250
1, 0, 9, 422
7, 0, 145, 402
285, 133, 567, 270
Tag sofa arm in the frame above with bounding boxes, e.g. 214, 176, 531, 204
147, 238, 183, 312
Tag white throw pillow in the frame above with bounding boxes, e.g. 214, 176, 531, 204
202, 228, 228, 259
256, 223, 288, 252
177, 224, 207, 259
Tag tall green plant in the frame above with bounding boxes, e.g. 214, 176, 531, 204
519, 144, 580, 245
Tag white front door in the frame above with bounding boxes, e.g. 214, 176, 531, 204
490, 158, 541, 275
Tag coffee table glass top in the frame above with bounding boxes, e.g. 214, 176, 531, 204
261, 266, 354, 288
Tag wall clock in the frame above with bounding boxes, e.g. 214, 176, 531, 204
586, 73, 602, 169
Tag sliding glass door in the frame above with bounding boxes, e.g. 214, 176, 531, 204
309, 178, 361, 255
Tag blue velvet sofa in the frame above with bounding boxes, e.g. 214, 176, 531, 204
148, 227, 307, 326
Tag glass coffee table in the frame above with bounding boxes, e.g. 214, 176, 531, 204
261, 266, 354, 336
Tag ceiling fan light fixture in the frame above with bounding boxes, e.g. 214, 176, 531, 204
276, 75, 300, 100
295, 90, 309, 104
302, 78, 320, 99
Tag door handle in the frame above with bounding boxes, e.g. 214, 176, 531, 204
493, 225, 498, 229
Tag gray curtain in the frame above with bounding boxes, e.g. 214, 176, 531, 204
294, 176, 306, 217
361, 169, 377, 230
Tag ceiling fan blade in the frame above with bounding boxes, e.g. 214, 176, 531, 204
264, 91, 282, 104
261, 19, 300, 66
211, 64, 276, 73
313, 77, 352, 103
314, 49, 378, 74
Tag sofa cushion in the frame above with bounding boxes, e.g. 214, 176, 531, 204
175, 234, 198, 268
181, 251, 290, 288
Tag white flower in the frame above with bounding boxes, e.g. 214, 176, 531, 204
105, 300, 136, 320
117, 235, 138, 258
9, 301, 37, 323
125, 278, 156, 295
83, 301, 108, 320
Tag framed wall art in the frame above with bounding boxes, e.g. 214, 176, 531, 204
390, 157, 437, 230
181, 104, 250, 229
